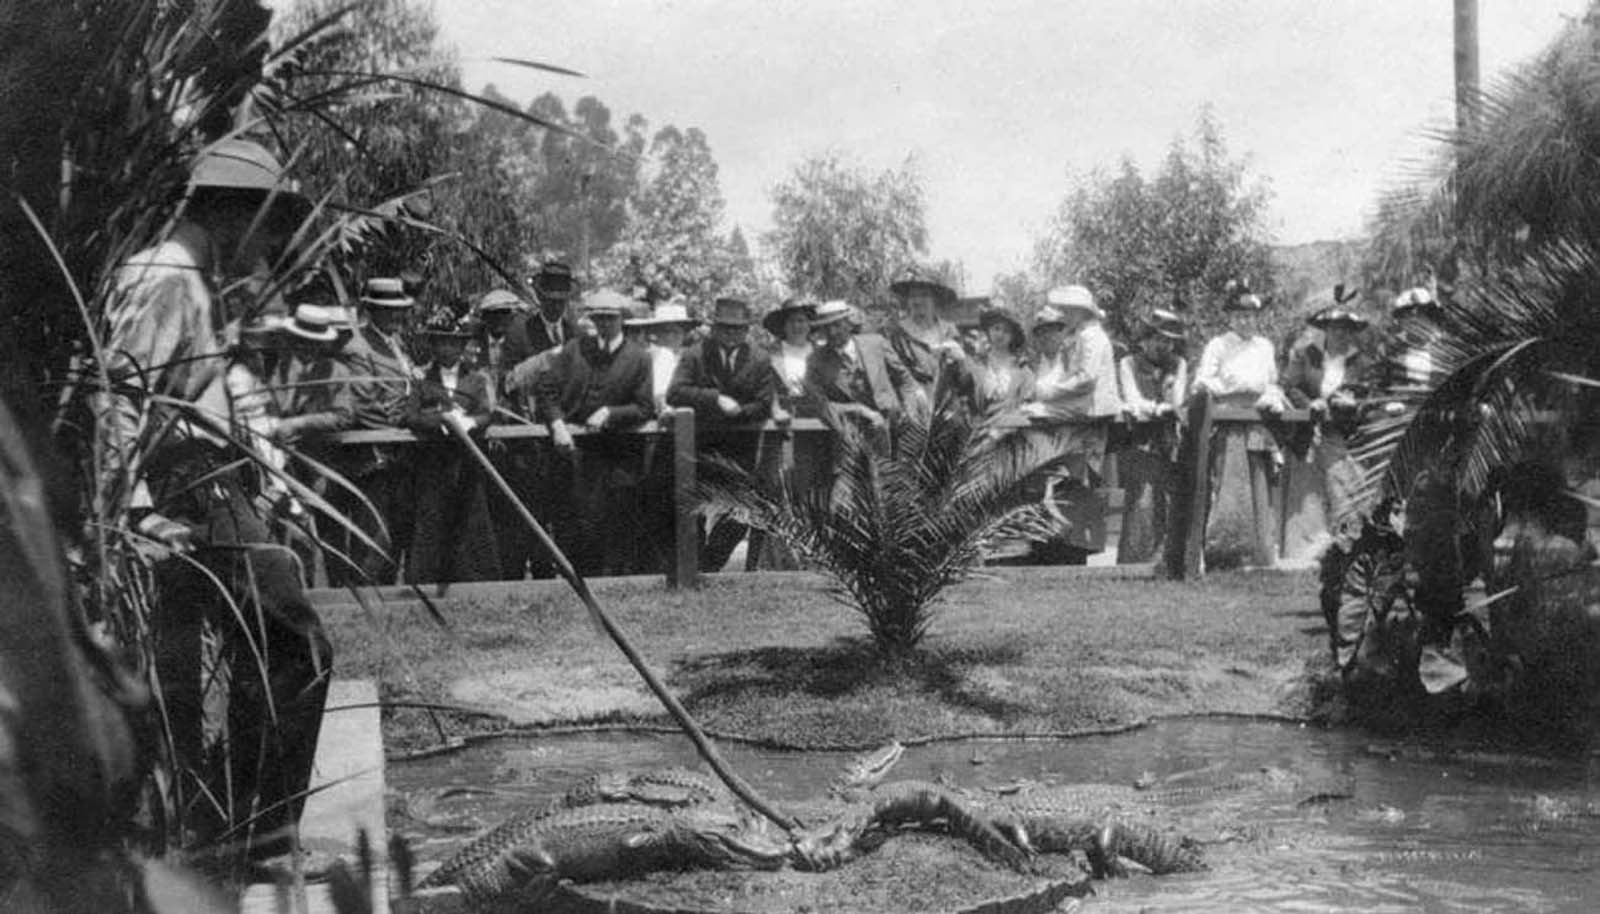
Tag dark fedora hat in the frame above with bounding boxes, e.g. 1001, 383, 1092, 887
1222, 278, 1264, 312
1308, 306, 1370, 330
710, 297, 753, 326
762, 298, 818, 337
532, 261, 577, 298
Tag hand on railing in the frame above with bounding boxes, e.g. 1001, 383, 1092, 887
550, 419, 576, 452
584, 407, 611, 432
716, 394, 741, 418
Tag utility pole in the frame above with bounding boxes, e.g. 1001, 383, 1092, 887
579, 166, 594, 282
1454, 0, 1480, 135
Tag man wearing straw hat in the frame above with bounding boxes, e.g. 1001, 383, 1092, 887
669, 297, 777, 571
538, 288, 656, 576
99, 138, 331, 870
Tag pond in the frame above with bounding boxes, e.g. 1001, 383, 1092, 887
389, 717, 1600, 913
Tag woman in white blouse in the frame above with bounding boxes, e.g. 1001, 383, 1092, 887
1189, 285, 1288, 569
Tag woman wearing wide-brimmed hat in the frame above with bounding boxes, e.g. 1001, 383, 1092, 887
965, 306, 1034, 413
762, 298, 818, 420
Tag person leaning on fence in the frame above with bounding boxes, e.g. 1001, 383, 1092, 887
1189, 281, 1290, 568
669, 296, 778, 572
539, 288, 656, 576
804, 298, 917, 434
627, 300, 701, 572
964, 306, 1034, 415
1115, 307, 1189, 564
97, 137, 331, 870
334, 275, 422, 584
503, 261, 580, 372
402, 305, 501, 583
884, 267, 966, 402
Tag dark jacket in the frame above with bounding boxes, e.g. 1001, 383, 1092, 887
804, 333, 915, 416
402, 363, 493, 436
537, 335, 654, 428
667, 340, 774, 424
503, 310, 579, 370
345, 324, 417, 429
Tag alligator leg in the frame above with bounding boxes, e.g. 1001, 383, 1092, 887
866, 781, 1034, 872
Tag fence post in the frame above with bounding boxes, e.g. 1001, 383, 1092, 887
666, 408, 699, 589
1165, 393, 1214, 580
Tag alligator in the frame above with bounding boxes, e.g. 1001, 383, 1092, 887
416, 743, 1205, 904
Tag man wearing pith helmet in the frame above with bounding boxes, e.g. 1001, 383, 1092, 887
99, 137, 331, 871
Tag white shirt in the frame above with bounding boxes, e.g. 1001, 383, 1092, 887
777, 341, 811, 395
1193, 331, 1277, 398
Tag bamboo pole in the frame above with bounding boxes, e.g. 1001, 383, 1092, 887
442, 418, 799, 831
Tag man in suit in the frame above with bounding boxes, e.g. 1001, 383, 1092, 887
539, 289, 655, 576
804, 298, 917, 430
336, 276, 421, 584
669, 297, 776, 571
504, 261, 580, 371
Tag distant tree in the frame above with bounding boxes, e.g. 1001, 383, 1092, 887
1033, 109, 1275, 340
765, 153, 928, 303
273, 0, 465, 279
596, 126, 751, 304
524, 92, 647, 277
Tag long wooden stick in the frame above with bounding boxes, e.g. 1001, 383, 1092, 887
444, 419, 800, 831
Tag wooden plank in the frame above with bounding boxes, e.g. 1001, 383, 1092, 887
1248, 452, 1278, 568
666, 408, 698, 589
242, 679, 388, 914
1177, 394, 1215, 580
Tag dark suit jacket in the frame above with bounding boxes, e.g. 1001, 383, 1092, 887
804, 333, 915, 416
503, 310, 579, 370
667, 340, 774, 424
537, 336, 654, 428
402, 363, 493, 435
346, 325, 416, 428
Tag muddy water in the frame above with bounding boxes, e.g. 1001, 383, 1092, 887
390, 718, 1600, 912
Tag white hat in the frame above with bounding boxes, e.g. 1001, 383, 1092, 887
809, 299, 857, 327
1392, 287, 1438, 313
581, 289, 635, 317
626, 302, 698, 328
1046, 285, 1103, 319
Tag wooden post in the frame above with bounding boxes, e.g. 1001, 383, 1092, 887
1248, 452, 1277, 568
1174, 394, 1214, 580
666, 408, 699, 589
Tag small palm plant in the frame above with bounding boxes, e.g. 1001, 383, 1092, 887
696, 391, 1069, 659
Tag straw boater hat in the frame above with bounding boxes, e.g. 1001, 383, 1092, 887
1307, 306, 1370, 330
1391, 286, 1439, 314
282, 303, 341, 343
809, 299, 857, 328
476, 289, 527, 314
1148, 307, 1187, 340
709, 297, 753, 326
762, 298, 817, 336
889, 266, 957, 308
1046, 285, 1104, 320
580, 288, 634, 317
187, 138, 311, 226
360, 277, 414, 309
626, 301, 699, 330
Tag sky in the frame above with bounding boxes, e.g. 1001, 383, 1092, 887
429, 0, 1592, 292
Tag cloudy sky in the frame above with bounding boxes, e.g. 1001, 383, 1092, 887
433, 0, 1590, 291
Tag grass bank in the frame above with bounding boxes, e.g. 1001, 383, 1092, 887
322, 567, 1326, 753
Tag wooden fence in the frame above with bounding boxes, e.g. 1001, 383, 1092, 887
322, 400, 1314, 589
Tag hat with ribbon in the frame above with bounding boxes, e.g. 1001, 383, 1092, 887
581, 288, 634, 318
1391, 286, 1439, 314
1223, 278, 1264, 312
477, 289, 527, 314
360, 277, 415, 309
978, 307, 1026, 350
1046, 285, 1104, 319
420, 305, 475, 338
709, 297, 753, 327
1148, 307, 1188, 340
282, 303, 341, 343
626, 301, 699, 329
1308, 306, 1370, 330
762, 298, 818, 337
809, 299, 857, 328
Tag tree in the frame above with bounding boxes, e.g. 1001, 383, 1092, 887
765, 153, 928, 304
1032, 109, 1275, 340
695, 391, 1065, 659
596, 125, 752, 303
524, 92, 648, 275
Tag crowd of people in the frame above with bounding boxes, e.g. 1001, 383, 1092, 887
96, 139, 1448, 870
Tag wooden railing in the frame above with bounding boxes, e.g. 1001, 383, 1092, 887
323, 403, 1313, 588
